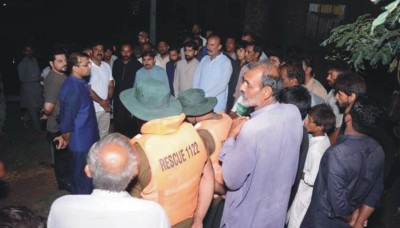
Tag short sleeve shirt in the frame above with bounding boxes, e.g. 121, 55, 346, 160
44, 70, 66, 132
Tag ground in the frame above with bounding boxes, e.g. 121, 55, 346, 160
0, 100, 399, 227
0, 101, 68, 219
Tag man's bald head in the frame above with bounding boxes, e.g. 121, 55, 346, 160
98, 143, 130, 174
86, 133, 137, 192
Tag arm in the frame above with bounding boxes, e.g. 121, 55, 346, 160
133, 70, 143, 88
192, 158, 214, 228
192, 61, 202, 88
325, 151, 353, 218
352, 204, 375, 228
351, 166, 384, 227
205, 61, 232, 97
107, 65, 114, 100
42, 75, 59, 117
219, 117, 253, 190
107, 80, 114, 101
88, 85, 110, 111
57, 85, 80, 148
129, 143, 151, 198
173, 65, 180, 97
41, 102, 55, 119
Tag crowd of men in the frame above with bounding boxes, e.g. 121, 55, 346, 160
14, 23, 387, 228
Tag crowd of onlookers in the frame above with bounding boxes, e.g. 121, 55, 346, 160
0, 23, 393, 228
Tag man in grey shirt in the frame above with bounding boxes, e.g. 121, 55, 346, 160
17, 45, 43, 131
173, 40, 199, 97
42, 49, 71, 192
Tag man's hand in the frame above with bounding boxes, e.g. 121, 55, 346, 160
100, 99, 111, 112
40, 114, 49, 120
227, 116, 248, 139
54, 136, 68, 149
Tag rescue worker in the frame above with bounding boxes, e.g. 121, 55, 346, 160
178, 88, 233, 228
120, 78, 214, 228
178, 88, 232, 194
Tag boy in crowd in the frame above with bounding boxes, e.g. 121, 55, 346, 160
286, 104, 335, 227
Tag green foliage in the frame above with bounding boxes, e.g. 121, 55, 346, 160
322, 0, 400, 73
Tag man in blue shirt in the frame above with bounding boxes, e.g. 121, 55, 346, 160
301, 95, 385, 228
134, 51, 169, 88
193, 35, 233, 112
55, 52, 99, 194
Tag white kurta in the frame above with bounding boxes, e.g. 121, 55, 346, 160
48, 189, 170, 228
286, 134, 330, 228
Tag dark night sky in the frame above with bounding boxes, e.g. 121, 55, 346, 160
0, 0, 245, 66
0, 0, 148, 44
0, 0, 383, 68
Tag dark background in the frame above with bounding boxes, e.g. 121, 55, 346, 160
0, 0, 388, 96
0, 2, 400, 227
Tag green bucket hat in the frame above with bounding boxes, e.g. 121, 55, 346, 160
120, 78, 182, 121
178, 88, 217, 116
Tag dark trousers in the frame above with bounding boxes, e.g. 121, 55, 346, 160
113, 99, 140, 138
70, 151, 93, 194
47, 131, 71, 189
203, 197, 225, 228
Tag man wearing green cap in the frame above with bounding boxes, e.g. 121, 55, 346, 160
120, 78, 214, 228
178, 88, 232, 194
178, 88, 233, 227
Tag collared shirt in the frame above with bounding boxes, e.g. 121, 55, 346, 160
47, 189, 170, 228
173, 58, 199, 97
43, 70, 67, 133
193, 53, 232, 112
89, 61, 114, 112
155, 54, 170, 69
134, 65, 169, 87
303, 135, 384, 227
59, 75, 99, 152
219, 102, 303, 228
